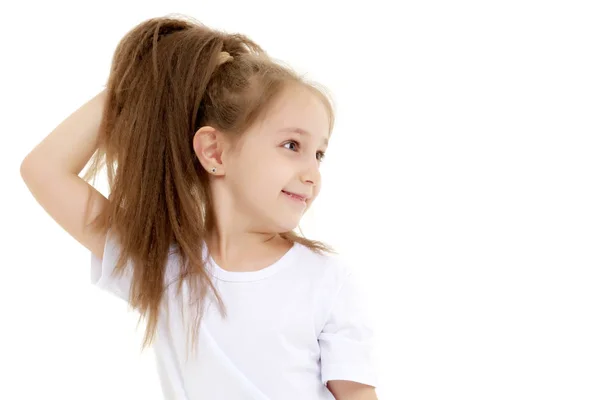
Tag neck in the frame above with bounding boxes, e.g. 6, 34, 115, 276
206, 178, 292, 271
205, 230, 291, 272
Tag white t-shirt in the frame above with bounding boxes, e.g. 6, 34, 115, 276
91, 229, 378, 399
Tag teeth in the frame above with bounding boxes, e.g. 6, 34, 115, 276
284, 191, 303, 200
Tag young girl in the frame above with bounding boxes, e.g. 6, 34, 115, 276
21, 15, 378, 400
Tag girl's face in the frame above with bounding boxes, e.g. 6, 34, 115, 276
224, 85, 331, 233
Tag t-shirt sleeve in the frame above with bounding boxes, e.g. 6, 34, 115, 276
90, 227, 133, 302
318, 267, 378, 388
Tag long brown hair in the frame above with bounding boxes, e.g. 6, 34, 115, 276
82, 14, 336, 352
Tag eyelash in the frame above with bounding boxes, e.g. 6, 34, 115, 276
283, 140, 326, 162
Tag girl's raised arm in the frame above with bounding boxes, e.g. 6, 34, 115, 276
20, 90, 110, 260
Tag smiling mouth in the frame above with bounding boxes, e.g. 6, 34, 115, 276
282, 190, 308, 203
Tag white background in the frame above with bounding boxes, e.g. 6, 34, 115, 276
2, 1, 599, 399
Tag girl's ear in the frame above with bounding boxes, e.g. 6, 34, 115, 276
193, 126, 228, 175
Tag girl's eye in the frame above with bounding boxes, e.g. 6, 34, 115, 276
283, 140, 326, 163
283, 140, 299, 152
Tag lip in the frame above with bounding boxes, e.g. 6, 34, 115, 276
282, 190, 309, 201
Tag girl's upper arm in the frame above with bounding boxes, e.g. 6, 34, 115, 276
21, 163, 109, 260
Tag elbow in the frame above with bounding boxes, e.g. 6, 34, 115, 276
20, 155, 51, 188
20, 155, 43, 183
20, 156, 34, 181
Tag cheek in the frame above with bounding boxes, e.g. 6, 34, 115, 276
233, 148, 294, 196
314, 181, 322, 197
306, 184, 321, 207
246, 159, 286, 194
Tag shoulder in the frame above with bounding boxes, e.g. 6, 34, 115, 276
293, 243, 355, 287
293, 244, 360, 321
293, 244, 372, 334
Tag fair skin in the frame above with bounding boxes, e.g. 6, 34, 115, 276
194, 85, 378, 400
327, 381, 378, 400
21, 88, 377, 399
193, 84, 328, 271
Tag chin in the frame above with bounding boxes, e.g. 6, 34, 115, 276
268, 215, 302, 233
277, 220, 301, 233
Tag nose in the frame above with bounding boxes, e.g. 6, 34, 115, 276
301, 159, 320, 187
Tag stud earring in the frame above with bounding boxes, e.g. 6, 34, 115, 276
211, 167, 216, 173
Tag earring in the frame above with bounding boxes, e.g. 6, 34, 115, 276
211, 167, 216, 173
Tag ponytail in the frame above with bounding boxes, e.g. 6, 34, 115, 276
82, 14, 336, 353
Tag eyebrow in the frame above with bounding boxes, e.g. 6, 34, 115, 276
278, 127, 329, 146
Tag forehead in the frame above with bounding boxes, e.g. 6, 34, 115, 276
262, 86, 331, 142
